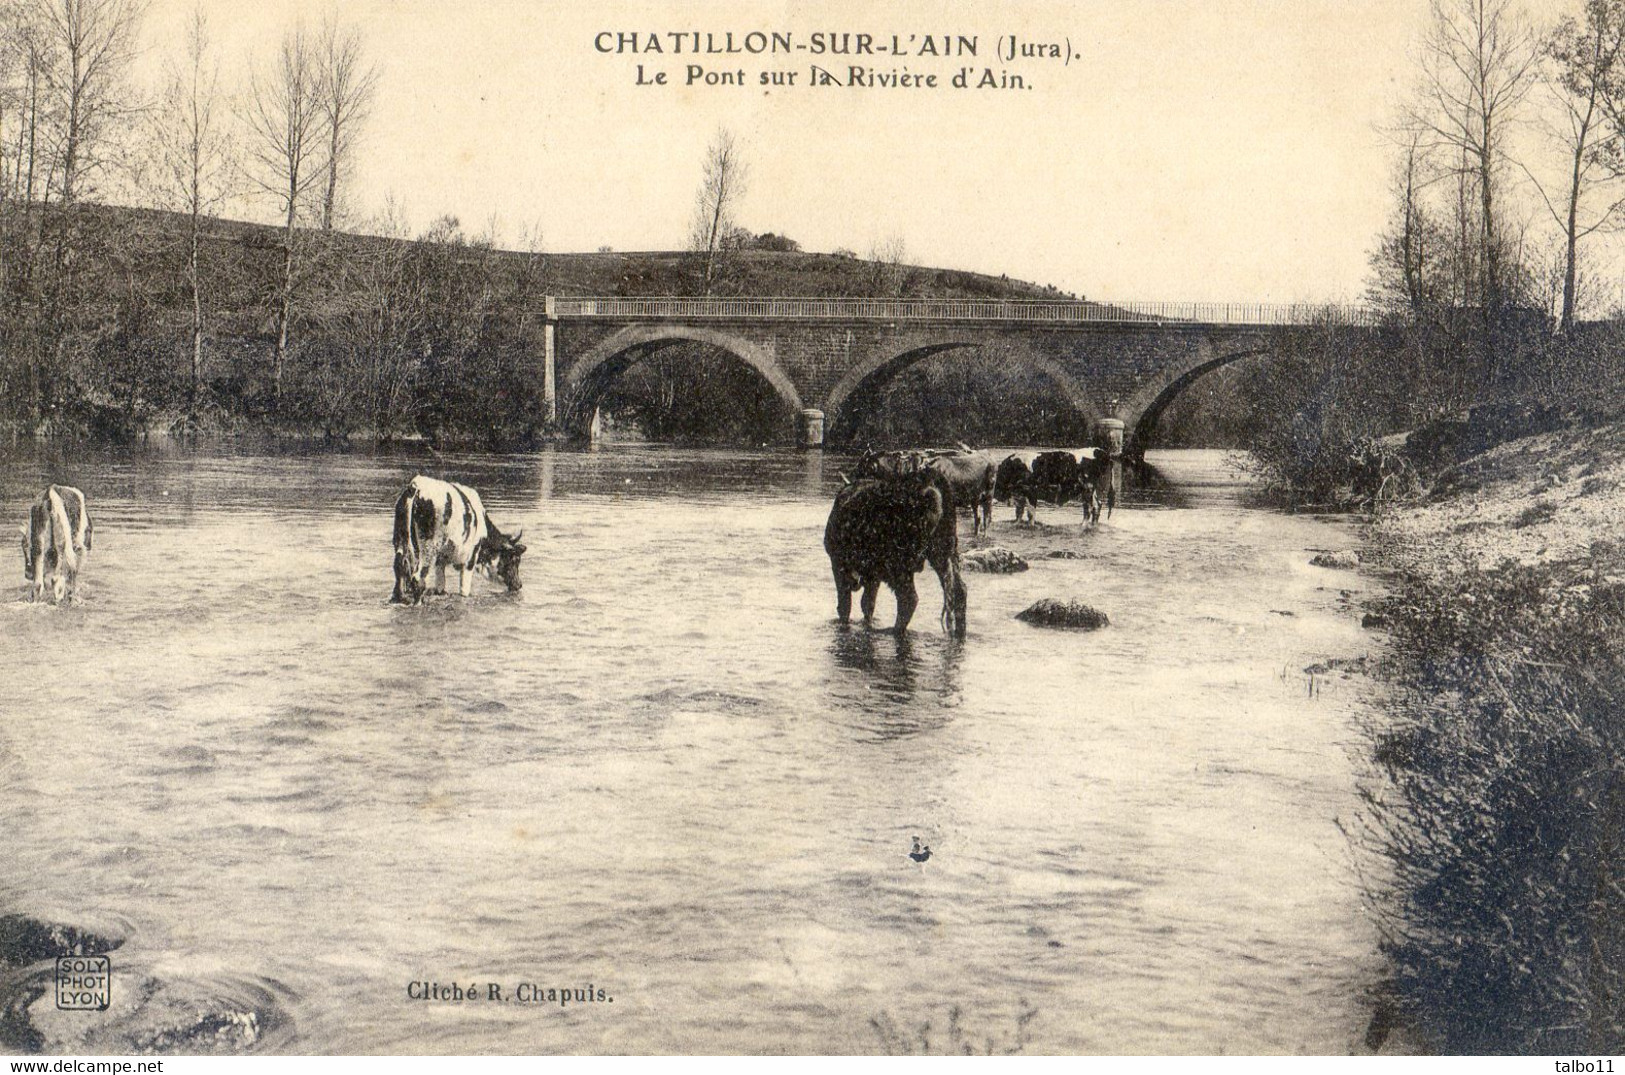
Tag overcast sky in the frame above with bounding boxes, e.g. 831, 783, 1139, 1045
136, 0, 1437, 303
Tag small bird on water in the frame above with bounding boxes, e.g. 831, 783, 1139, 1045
910, 836, 932, 863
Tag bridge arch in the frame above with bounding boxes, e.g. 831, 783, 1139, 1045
1122, 341, 1272, 445
822, 335, 1098, 443
562, 324, 804, 425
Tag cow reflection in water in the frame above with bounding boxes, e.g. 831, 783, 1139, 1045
827, 628, 963, 739
824, 468, 968, 638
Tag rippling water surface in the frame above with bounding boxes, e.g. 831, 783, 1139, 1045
0, 443, 1384, 1054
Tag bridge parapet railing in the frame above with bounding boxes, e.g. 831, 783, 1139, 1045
549, 297, 1379, 327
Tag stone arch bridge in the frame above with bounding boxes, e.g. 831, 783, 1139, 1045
538, 297, 1379, 447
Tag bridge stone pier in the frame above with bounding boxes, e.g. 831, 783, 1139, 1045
539, 297, 1376, 449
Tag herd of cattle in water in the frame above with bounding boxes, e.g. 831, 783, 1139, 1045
825, 445, 1121, 638
17, 445, 1123, 637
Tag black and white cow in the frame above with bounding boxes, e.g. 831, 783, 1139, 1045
391, 476, 526, 604
19, 484, 92, 603
996, 449, 1114, 526
1089, 445, 1123, 520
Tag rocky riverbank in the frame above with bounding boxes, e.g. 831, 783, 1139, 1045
0, 913, 289, 1055
1357, 419, 1625, 1053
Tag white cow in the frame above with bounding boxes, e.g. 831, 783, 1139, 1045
19, 485, 92, 603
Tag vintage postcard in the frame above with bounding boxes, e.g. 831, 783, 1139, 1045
3, 0, 1618, 1061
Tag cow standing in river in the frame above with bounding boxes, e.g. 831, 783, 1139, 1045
825, 468, 968, 637
998, 450, 1101, 526
391, 476, 527, 604
854, 446, 997, 535
19, 485, 92, 604
1074, 448, 1109, 525
994, 451, 1038, 523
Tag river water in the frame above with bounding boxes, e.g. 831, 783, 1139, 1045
0, 443, 1385, 1055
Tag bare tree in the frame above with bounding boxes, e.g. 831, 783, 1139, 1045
31, 0, 145, 209
0, 6, 33, 199
0, 6, 52, 417
1370, 127, 1445, 314
1, 0, 143, 420
1530, 0, 1625, 332
314, 197, 419, 435
151, 4, 233, 408
867, 235, 908, 297
243, 23, 324, 404
315, 15, 377, 231
1409, 0, 1539, 315
688, 127, 746, 295
0, 7, 48, 260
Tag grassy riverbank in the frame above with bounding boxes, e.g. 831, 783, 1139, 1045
1360, 420, 1625, 1053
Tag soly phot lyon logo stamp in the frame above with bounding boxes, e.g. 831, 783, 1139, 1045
56, 955, 111, 1011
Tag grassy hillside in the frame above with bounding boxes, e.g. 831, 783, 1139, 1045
94, 203, 1079, 304
0, 203, 1094, 443
547, 249, 1076, 300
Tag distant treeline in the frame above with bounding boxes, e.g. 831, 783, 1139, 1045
0, 204, 1085, 445
2, 205, 546, 443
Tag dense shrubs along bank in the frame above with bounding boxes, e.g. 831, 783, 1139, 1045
1362, 420, 1625, 1053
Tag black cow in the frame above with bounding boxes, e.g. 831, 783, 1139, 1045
853, 447, 997, 535
994, 452, 1037, 524
1084, 447, 1121, 520
825, 469, 967, 637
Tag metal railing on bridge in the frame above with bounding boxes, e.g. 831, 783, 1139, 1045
548, 296, 1380, 327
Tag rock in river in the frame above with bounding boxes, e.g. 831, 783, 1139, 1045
1310, 549, 1361, 569
963, 547, 1029, 573
1016, 598, 1109, 630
